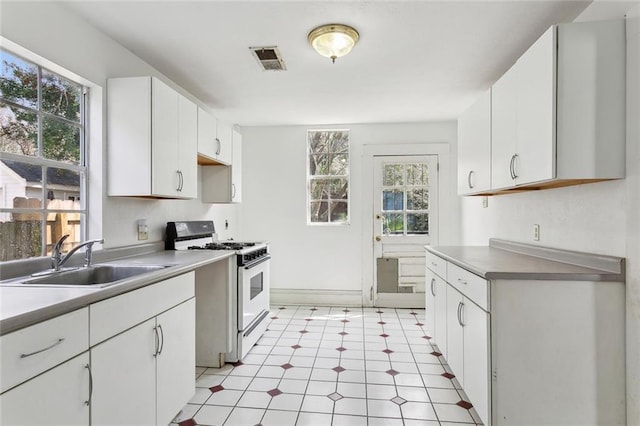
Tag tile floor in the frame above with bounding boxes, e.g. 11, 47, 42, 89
172, 305, 482, 426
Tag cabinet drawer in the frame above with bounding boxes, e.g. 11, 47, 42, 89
1, 308, 89, 394
447, 262, 488, 311
426, 252, 447, 279
90, 272, 195, 346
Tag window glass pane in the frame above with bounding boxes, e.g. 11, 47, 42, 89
309, 153, 349, 176
45, 166, 82, 209
310, 201, 328, 222
407, 163, 428, 186
42, 116, 80, 164
0, 213, 43, 261
407, 213, 429, 235
0, 159, 43, 208
329, 178, 348, 200
407, 188, 429, 210
41, 69, 81, 123
328, 132, 348, 153
46, 213, 83, 256
383, 189, 403, 211
0, 50, 38, 109
329, 154, 348, 175
383, 213, 404, 235
309, 179, 329, 200
330, 201, 348, 222
0, 102, 38, 156
383, 164, 403, 186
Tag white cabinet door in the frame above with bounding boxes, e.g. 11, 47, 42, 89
462, 300, 490, 426
491, 63, 518, 190
91, 319, 156, 426
446, 285, 464, 384
434, 275, 448, 358
178, 94, 198, 199
457, 89, 491, 194
197, 107, 218, 161
151, 77, 179, 197
156, 298, 196, 426
516, 26, 556, 185
231, 129, 242, 202
216, 120, 233, 165
0, 352, 90, 426
425, 268, 437, 341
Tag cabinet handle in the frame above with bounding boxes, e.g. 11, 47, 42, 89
20, 338, 64, 358
457, 278, 468, 285
215, 138, 221, 155
457, 301, 465, 327
84, 364, 93, 406
176, 170, 184, 192
158, 324, 165, 355
431, 262, 437, 267
232, 183, 237, 200
509, 155, 515, 179
153, 326, 160, 357
510, 154, 519, 180
467, 170, 474, 189
430, 278, 436, 296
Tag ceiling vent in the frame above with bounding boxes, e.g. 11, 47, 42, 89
250, 46, 287, 71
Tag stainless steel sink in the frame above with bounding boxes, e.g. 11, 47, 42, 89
21, 264, 170, 287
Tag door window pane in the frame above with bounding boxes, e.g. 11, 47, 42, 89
383, 164, 403, 186
407, 188, 429, 210
383, 213, 404, 235
383, 189, 404, 211
380, 162, 430, 236
407, 213, 429, 235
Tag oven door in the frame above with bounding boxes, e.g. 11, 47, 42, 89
238, 255, 270, 332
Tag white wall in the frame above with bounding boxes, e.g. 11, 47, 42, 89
460, 6, 640, 422
240, 122, 458, 303
0, 2, 239, 247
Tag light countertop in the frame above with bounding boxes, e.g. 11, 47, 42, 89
0, 250, 234, 335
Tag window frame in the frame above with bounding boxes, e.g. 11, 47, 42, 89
0, 47, 88, 259
306, 129, 351, 226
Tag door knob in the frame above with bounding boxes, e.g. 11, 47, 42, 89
376, 214, 381, 219
375, 235, 382, 242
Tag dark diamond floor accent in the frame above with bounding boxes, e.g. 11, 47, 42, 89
341, 319, 350, 323
291, 344, 302, 350
280, 363, 293, 370
342, 309, 350, 312
267, 388, 283, 397
377, 321, 386, 325
178, 419, 197, 426
391, 396, 407, 406
376, 310, 384, 314
457, 400, 474, 410
305, 318, 313, 321
382, 349, 394, 354
270, 316, 278, 320
410, 312, 418, 316
279, 307, 286, 310
336, 347, 347, 352
332, 366, 346, 373
442, 372, 455, 379
380, 333, 389, 338
422, 335, 432, 340
327, 392, 343, 401
299, 330, 309, 334
209, 384, 224, 393
415, 322, 424, 326
386, 369, 400, 376
310, 308, 318, 311
338, 331, 348, 336
231, 361, 244, 367
430, 351, 442, 357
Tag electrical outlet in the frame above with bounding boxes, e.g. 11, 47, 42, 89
533, 224, 540, 241
137, 219, 148, 240
482, 196, 488, 208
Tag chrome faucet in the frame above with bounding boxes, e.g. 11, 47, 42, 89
51, 235, 105, 272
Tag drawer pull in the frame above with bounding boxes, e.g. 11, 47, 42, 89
157, 324, 165, 355
153, 326, 160, 357
430, 278, 436, 296
457, 301, 465, 327
457, 278, 468, 285
85, 364, 93, 406
431, 262, 438, 267
20, 338, 65, 358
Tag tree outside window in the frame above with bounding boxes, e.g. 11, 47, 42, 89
307, 130, 349, 224
0, 48, 86, 260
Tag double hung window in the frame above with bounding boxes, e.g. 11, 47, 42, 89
0, 49, 87, 260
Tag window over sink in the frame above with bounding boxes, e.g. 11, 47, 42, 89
0, 48, 87, 260
306, 130, 349, 225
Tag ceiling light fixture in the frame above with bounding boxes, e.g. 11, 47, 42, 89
308, 24, 359, 63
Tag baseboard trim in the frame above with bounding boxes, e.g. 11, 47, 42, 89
270, 288, 363, 307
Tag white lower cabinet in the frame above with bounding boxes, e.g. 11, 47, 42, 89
425, 266, 448, 358
0, 352, 90, 425
461, 295, 489, 425
445, 285, 464, 385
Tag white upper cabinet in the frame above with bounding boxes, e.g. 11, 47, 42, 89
484, 20, 625, 193
457, 89, 492, 194
197, 107, 232, 166
202, 129, 242, 203
108, 76, 197, 199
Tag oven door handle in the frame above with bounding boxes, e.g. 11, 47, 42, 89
244, 255, 271, 270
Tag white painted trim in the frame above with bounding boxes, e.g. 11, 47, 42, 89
361, 143, 452, 307
270, 289, 362, 307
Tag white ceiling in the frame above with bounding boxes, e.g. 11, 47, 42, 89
64, 1, 596, 127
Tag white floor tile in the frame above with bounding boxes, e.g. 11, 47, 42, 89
433, 402, 476, 423
394, 373, 425, 387
397, 385, 430, 402
267, 393, 304, 412
427, 387, 463, 404
336, 369, 366, 384
305, 380, 336, 396
196, 374, 225, 388
193, 404, 232, 425
220, 375, 253, 390
332, 413, 368, 426
223, 407, 264, 426
296, 411, 332, 425
422, 373, 457, 389
189, 387, 213, 404
336, 382, 366, 398
260, 409, 298, 426
256, 365, 285, 378
205, 389, 244, 407
368, 416, 405, 426
247, 377, 280, 392
401, 401, 439, 421
228, 363, 261, 377
300, 394, 334, 414
171, 403, 200, 423
366, 371, 396, 385
333, 396, 367, 416
366, 399, 402, 418
282, 366, 312, 380
236, 390, 272, 409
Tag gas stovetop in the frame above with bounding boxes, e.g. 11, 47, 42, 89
190, 241, 258, 251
